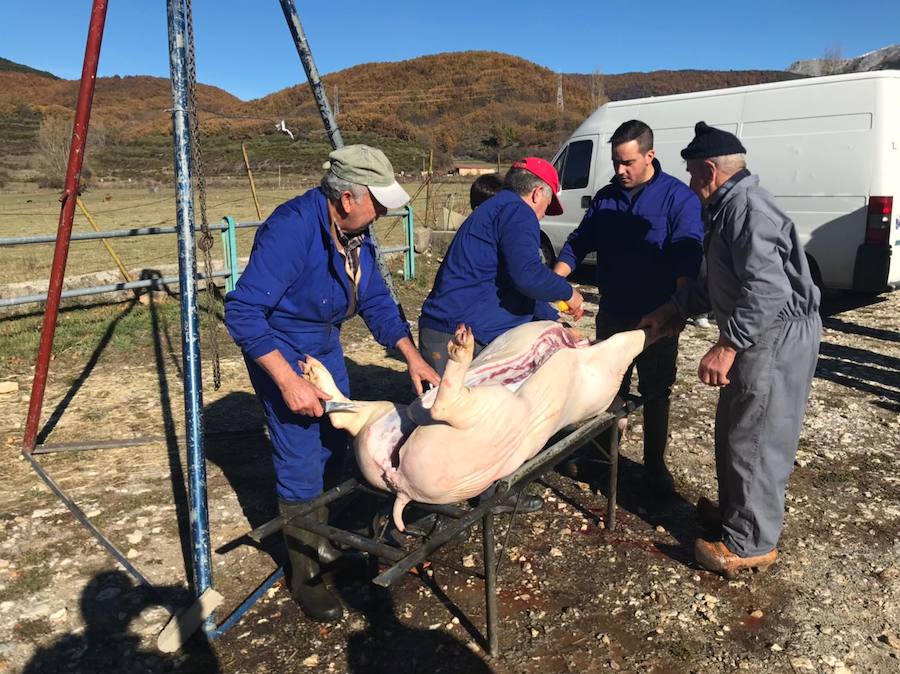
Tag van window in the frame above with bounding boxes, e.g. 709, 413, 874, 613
553, 146, 568, 178
560, 139, 592, 190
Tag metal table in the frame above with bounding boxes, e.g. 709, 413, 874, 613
248, 397, 640, 656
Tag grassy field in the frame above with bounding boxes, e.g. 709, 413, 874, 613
0, 176, 463, 375
0, 177, 472, 286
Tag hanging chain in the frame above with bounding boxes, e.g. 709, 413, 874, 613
184, 0, 221, 389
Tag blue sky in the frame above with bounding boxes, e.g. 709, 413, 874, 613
2, 1, 898, 101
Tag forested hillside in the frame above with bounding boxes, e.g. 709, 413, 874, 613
0, 51, 800, 183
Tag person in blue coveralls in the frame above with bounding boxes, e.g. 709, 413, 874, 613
552, 120, 704, 497
419, 157, 584, 368
418, 157, 585, 514
225, 145, 439, 622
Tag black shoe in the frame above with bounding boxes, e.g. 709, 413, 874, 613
489, 492, 543, 514
558, 457, 605, 482
403, 512, 442, 537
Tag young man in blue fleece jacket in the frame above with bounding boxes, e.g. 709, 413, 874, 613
553, 120, 704, 497
225, 145, 439, 622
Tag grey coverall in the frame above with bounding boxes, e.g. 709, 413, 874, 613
674, 171, 821, 557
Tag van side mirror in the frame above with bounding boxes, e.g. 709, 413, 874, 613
581, 195, 591, 209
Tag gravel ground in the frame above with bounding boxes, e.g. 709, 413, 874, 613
0, 271, 898, 673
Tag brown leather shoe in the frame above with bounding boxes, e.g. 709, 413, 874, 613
694, 539, 778, 580
696, 497, 721, 531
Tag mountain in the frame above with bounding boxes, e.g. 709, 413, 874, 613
0, 51, 801, 182
788, 43, 900, 76
0, 57, 59, 80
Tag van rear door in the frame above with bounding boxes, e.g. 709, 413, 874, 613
542, 135, 599, 261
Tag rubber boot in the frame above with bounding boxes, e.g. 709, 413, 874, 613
279, 502, 343, 622
642, 398, 675, 497
314, 506, 342, 565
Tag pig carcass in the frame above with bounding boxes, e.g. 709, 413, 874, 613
301, 320, 649, 531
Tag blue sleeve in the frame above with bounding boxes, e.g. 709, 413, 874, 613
533, 300, 560, 321
357, 242, 412, 348
558, 199, 600, 270
497, 201, 573, 302
224, 203, 308, 359
668, 187, 704, 280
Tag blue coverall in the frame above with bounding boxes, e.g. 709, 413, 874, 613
419, 189, 573, 347
224, 188, 411, 503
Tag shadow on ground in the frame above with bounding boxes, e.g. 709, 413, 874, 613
20, 570, 219, 674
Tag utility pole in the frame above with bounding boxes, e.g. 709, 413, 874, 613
590, 66, 605, 109
557, 74, 564, 112
424, 149, 434, 229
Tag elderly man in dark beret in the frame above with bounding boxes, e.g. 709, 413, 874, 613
639, 122, 821, 579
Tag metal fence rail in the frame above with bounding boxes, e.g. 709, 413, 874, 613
0, 208, 415, 308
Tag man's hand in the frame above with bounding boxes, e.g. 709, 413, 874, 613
637, 301, 683, 340
553, 261, 573, 278
256, 349, 330, 416
396, 336, 440, 395
698, 337, 737, 387
562, 288, 585, 321
279, 370, 331, 416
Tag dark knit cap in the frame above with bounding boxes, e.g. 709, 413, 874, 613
680, 121, 747, 160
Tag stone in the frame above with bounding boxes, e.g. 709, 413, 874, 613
413, 227, 432, 254
0, 382, 18, 395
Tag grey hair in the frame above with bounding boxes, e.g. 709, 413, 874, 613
504, 167, 552, 200
711, 154, 747, 173
320, 171, 368, 203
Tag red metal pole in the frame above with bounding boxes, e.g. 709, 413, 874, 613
22, 0, 109, 453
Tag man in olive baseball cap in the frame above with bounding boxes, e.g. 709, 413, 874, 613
325, 144, 410, 210
225, 143, 437, 622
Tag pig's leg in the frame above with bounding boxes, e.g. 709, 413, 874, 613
429, 324, 476, 425
301, 355, 349, 403
302, 355, 399, 437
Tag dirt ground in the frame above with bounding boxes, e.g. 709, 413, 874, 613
0, 264, 898, 673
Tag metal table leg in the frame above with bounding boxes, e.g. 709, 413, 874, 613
482, 510, 498, 656
607, 420, 619, 532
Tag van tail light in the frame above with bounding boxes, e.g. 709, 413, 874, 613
865, 196, 893, 245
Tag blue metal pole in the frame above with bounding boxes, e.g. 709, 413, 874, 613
165, 0, 212, 608
277, 0, 343, 149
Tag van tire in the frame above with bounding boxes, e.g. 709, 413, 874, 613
806, 254, 824, 292
539, 238, 556, 268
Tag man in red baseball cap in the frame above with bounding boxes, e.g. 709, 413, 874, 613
419, 156, 582, 370
510, 157, 565, 216
417, 157, 584, 514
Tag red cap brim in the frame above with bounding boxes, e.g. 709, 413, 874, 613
547, 193, 564, 216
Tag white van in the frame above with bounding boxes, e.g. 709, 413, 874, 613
541, 71, 900, 293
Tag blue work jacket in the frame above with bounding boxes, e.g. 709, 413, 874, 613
419, 189, 573, 345
224, 188, 410, 363
557, 160, 704, 319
